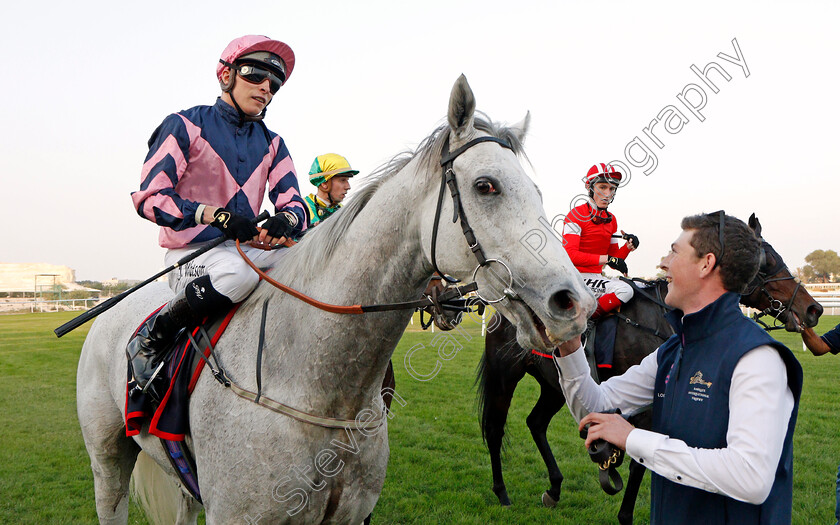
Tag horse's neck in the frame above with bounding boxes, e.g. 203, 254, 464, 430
258, 163, 434, 415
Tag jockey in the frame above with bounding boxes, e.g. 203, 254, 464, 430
563, 163, 639, 320
304, 153, 358, 226
127, 35, 308, 399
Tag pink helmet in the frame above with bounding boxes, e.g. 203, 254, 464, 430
216, 35, 296, 84
583, 162, 622, 190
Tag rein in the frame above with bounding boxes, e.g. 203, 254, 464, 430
235, 241, 478, 313
614, 278, 674, 340
234, 133, 514, 315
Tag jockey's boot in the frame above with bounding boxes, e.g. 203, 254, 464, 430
126, 275, 231, 400
590, 292, 622, 322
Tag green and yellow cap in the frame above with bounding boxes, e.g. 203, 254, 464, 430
308, 153, 359, 186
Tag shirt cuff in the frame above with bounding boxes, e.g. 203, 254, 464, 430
552, 345, 590, 379
282, 210, 298, 227
195, 204, 207, 225
625, 428, 666, 467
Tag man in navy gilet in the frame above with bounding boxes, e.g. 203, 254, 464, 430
553, 212, 802, 524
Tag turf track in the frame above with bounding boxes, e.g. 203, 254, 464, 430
1, 311, 838, 523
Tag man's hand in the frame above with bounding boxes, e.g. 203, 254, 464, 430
209, 208, 259, 242
621, 230, 640, 251
554, 334, 582, 357
607, 256, 628, 276
259, 212, 297, 246
579, 411, 635, 450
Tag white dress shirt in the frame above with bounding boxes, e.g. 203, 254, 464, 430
553, 344, 794, 504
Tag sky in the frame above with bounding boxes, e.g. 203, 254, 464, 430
1, 1, 837, 281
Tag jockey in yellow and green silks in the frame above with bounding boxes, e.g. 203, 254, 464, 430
305, 153, 358, 226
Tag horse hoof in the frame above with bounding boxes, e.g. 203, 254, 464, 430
493, 487, 511, 506
542, 490, 558, 508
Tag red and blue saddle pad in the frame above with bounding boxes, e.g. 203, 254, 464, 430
125, 303, 241, 503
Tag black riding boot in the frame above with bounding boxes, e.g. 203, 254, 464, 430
126, 275, 232, 400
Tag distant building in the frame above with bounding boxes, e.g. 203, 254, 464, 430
0, 263, 99, 294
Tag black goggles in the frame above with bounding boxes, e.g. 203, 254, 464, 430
221, 60, 285, 94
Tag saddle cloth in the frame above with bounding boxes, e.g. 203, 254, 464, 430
591, 315, 619, 370
124, 302, 241, 504
125, 303, 240, 440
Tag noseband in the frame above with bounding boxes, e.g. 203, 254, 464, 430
741, 242, 802, 331
430, 134, 520, 304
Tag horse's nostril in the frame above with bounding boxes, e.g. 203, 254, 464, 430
551, 290, 575, 311
808, 303, 824, 320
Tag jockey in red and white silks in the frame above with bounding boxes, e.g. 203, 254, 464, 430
563, 163, 639, 320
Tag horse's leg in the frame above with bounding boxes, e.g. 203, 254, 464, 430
486, 381, 521, 506
526, 373, 566, 508
616, 412, 651, 525
176, 494, 202, 525
78, 392, 140, 524
361, 361, 396, 525
617, 458, 647, 525
478, 348, 526, 506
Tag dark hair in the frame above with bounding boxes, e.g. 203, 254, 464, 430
680, 212, 761, 293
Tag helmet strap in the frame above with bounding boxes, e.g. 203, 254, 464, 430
222, 67, 268, 124
317, 181, 338, 207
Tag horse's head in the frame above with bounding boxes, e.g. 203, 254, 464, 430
741, 213, 823, 332
420, 75, 594, 350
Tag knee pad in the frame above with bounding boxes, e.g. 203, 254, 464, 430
184, 275, 234, 314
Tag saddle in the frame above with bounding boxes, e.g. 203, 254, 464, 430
125, 303, 240, 503
584, 277, 671, 375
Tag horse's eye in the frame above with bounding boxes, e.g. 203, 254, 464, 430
475, 178, 498, 195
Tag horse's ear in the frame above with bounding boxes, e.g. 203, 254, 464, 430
447, 74, 476, 141
509, 111, 531, 144
748, 213, 762, 237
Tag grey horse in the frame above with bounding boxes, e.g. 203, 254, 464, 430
76, 75, 594, 524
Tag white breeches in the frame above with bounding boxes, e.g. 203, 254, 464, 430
579, 273, 634, 302
164, 240, 290, 303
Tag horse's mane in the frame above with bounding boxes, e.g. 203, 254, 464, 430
263, 114, 527, 284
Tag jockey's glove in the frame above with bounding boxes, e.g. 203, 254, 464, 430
263, 212, 297, 240
210, 208, 259, 242
607, 256, 628, 275
622, 232, 640, 250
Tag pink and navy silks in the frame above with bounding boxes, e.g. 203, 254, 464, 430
131, 98, 308, 249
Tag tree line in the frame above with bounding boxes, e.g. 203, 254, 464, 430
796, 250, 840, 283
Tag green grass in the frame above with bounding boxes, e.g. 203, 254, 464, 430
1, 312, 838, 523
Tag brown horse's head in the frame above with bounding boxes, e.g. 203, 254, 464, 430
740, 214, 823, 332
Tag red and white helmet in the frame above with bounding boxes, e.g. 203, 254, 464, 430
583, 163, 622, 190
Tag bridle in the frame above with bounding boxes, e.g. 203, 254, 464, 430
431, 134, 519, 305
741, 241, 802, 331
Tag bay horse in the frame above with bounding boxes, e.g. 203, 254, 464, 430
76, 75, 594, 524
477, 213, 822, 524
